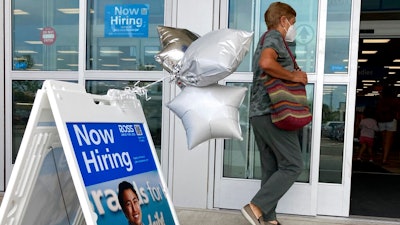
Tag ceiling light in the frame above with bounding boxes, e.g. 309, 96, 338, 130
25, 41, 43, 45
14, 9, 29, 15
333, 71, 347, 74
358, 59, 368, 62
100, 50, 123, 54
362, 80, 376, 83
362, 50, 377, 54
384, 66, 400, 69
16, 102, 33, 106
57, 8, 79, 14
15, 50, 37, 54
57, 50, 78, 54
393, 59, 400, 62
102, 64, 120, 67
363, 39, 390, 43
389, 72, 396, 75
145, 50, 159, 54
121, 58, 137, 61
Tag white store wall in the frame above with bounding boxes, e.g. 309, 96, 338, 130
0, 0, 4, 193
169, 0, 216, 209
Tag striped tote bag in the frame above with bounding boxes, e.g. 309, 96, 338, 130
264, 77, 312, 131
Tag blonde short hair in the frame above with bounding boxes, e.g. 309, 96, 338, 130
264, 2, 296, 29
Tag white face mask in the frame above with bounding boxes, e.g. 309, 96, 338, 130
284, 19, 296, 42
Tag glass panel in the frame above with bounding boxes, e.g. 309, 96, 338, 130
324, 0, 351, 74
87, 0, 164, 71
382, 0, 400, 10
223, 82, 253, 179
12, 80, 44, 163
227, 0, 254, 72
361, 0, 400, 11
228, 0, 318, 73
12, 81, 79, 163
361, 0, 381, 10
12, 0, 79, 71
319, 85, 347, 183
85, 80, 163, 160
223, 83, 314, 183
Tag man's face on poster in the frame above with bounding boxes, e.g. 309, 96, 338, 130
122, 189, 142, 225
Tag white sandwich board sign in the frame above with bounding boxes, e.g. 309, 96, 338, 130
0, 80, 179, 225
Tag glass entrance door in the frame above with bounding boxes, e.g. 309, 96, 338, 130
214, 81, 316, 216
213, 0, 361, 217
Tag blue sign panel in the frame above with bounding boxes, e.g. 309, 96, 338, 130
66, 122, 176, 225
330, 64, 346, 72
104, 4, 149, 38
67, 122, 156, 186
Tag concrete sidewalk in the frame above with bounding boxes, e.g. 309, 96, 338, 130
175, 207, 400, 225
1, 194, 399, 225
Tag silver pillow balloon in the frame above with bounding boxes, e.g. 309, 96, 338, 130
155, 26, 199, 73
176, 29, 253, 87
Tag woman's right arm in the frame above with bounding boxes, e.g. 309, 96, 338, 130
259, 48, 308, 85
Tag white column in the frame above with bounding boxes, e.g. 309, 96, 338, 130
169, 0, 215, 209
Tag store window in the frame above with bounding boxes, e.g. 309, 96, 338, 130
11, 0, 165, 163
319, 85, 347, 183
228, 0, 318, 73
12, 0, 79, 71
324, 0, 352, 74
86, 0, 164, 71
224, 0, 318, 182
86, 80, 163, 160
12, 81, 44, 162
223, 82, 314, 182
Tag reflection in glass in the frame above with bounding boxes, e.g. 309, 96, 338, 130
223, 83, 314, 183
319, 85, 347, 183
12, 0, 79, 71
86, 80, 163, 161
86, 0, 164, 71
228, 0, 318, 73
12, 81, 78, 163
223, 83, 253, 178
324, 0, 351, 74
12, 80, 44, 163
20, 147, 81, 225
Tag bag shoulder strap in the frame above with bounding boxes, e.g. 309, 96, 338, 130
259, 30, 299, 70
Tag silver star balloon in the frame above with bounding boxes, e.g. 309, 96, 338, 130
167, 84, 247, 149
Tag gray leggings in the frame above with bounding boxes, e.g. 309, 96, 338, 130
250, 114, 303, 221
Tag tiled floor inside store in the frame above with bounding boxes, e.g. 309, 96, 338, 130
353, 143, 400, 173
